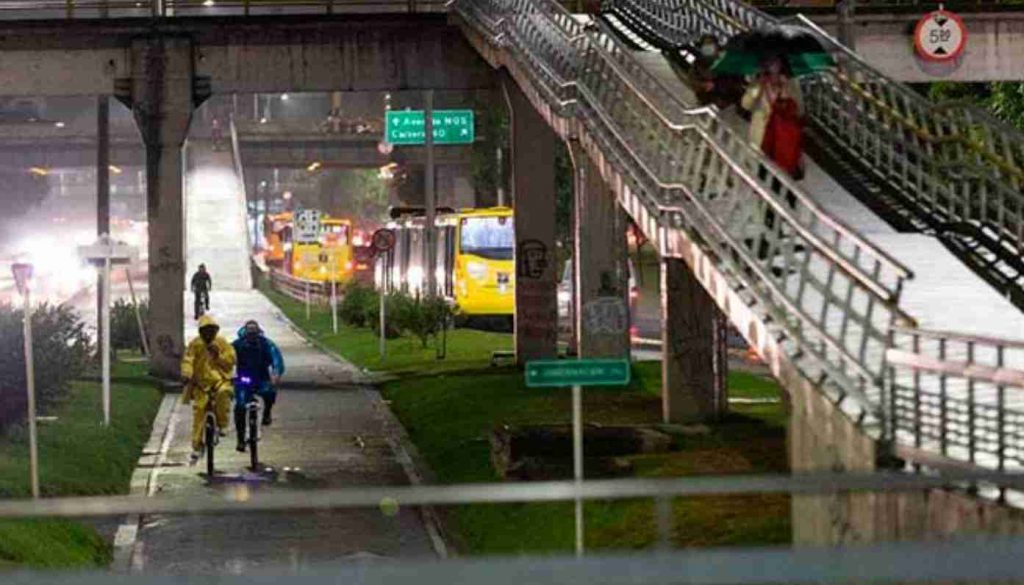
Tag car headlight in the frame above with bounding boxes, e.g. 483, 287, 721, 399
466, 261, 487, 281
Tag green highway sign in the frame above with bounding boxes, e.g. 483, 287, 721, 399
525, 359, 631, 388
385, 109, 475, 145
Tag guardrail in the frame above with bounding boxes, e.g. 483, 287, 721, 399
886, 327, 1024, 481
604, 0, 1024, 302
455, 0, 912, 417
269, 268, 332, 306
0, 0, 447, 18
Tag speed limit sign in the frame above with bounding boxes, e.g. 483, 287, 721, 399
914, 9, 966, 62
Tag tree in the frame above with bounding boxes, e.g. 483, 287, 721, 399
320, 169, 390, 225
471, 91, 510, 206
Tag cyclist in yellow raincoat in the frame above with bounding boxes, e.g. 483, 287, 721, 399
180, 314, 236, 463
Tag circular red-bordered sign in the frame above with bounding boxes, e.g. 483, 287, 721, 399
371, 228, 396, 252
914, 9, 967, 62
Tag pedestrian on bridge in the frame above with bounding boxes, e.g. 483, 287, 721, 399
741, 57, 804, 179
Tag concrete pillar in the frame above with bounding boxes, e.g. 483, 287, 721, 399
661, 258, 728, 423
130, 37, 196, 378
568, 140, 630, 359
502, 74, 558, 363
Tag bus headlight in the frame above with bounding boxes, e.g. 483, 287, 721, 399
466, 261, 487, 281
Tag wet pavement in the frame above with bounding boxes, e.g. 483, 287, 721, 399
125, 290, 436, 575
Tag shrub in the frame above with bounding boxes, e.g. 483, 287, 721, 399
406, 295, 455, 348
339, 283, 378, 328
0, 304, 92, 431
110, 298, 149, 352
367, 291, 408, 339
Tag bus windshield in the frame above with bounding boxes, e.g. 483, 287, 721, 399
460, 216, 514, 260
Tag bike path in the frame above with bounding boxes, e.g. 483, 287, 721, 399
126, 291, 437, 574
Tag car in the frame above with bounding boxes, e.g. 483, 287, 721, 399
557, 257, 638, 323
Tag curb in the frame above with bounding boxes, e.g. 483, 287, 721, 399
110, 392, 180, 574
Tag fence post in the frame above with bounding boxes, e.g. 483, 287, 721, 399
305, 281, 311, 321
331, 280, 338, 334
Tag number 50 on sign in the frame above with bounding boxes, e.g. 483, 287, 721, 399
914, 9, 967, 62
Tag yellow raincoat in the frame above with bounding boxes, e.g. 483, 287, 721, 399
181, 314, 236, 452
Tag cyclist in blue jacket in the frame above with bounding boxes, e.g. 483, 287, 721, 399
232, 320, 285, 453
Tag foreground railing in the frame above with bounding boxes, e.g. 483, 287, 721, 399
0, 0, 446, 18
5, 471, 1024, 581
605, 0, 1024, 295
886, 327, 1024, 478
457, 0, 911, 416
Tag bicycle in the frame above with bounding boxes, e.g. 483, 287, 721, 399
194, 290, 210, 320
235, 375, 262, 472
201, 385, 220, 477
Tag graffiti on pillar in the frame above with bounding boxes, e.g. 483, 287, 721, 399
583, 297, 628, 336
516, 239, 549, 280
156, 334, 181, 360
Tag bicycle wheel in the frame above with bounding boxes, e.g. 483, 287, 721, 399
205, 414, 215, 477
248, 402, 259, 471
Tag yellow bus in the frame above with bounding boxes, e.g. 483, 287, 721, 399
447, 207, 514, 317
267, 212, 355, 283
385, 206, 514, 320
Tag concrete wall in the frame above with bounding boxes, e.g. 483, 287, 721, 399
0, 15, 494, 97
810, 12, 1024, 82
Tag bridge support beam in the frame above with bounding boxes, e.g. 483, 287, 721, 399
129, 37, 196, 378
568, 140, 630, 359
503, 74, 558, 363
660, 258, 728, 423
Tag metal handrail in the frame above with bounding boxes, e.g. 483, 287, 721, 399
459, 0, 906, 415
605, 0, 1024, 262
588, 18, 913, 289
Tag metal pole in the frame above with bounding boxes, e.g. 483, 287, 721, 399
23, 288, 39, 499
102, 256, 111, 427
305, 281, 311, 321
424, 90, 437, 297
125, 268, 149, 357
97, 96, 109, 349
331, 280, 338, 335
379, 256, 386, 360
572, 383, 583, 557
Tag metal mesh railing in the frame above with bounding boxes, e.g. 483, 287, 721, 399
604, 0, 1024, 290
886, 327, 1024, 475
456, 0, 912, 415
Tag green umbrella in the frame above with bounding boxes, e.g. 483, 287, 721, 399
710, 25, 836, 77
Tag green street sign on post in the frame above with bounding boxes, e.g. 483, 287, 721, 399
385, 109, 475, 145
525, 359, 631, 388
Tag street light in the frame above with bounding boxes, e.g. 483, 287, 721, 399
11, 262, 39, 499
281, 93, 290, 101
306, 161, 322, 172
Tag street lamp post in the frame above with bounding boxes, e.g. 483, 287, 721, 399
11, 262, 39, 499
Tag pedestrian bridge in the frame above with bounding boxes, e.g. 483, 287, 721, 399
2, 0, 1024, 545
